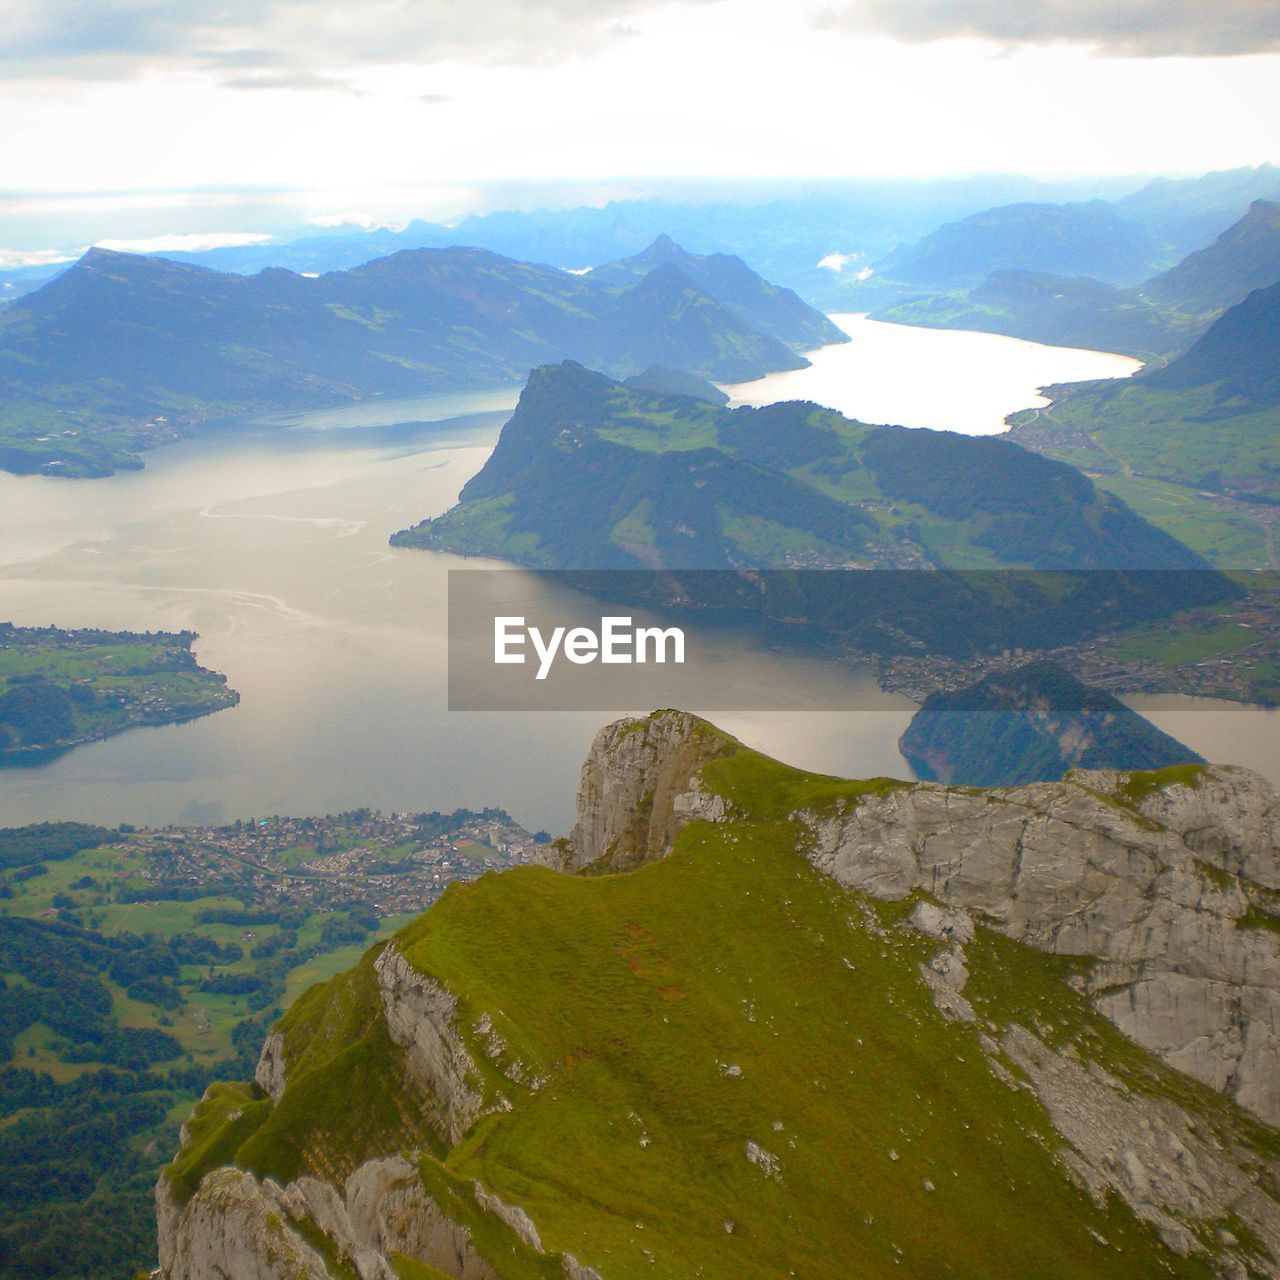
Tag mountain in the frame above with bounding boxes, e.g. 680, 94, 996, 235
393, 363, 1232, 663
875, 199, 1280, 364
869, 201, 1166, 292
0, 244, 812, 477
157, 709, 1280, 1280
1147, 278, 1280, 406
622, 364, 729, 405
1006, 281, 1280, 565
1145, 199, 1280, 316
876, 270, 1195, 361
589, 234, 847, 349
1114, 162, 1280, 260
0, 174, 1140, 306
899, 660, 1202, 786
396, 360, 1208, 574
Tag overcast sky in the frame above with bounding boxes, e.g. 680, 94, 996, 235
2, 0, 1279, 250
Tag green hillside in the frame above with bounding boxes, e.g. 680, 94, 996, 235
165, 719, 1278, 1280
395, 360, 1208, 574
1006, 282, 1280, 567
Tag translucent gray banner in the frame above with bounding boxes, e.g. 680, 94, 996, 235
446, 567, 1268, 711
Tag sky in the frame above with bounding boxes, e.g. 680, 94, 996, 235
2, 0, 1279, 253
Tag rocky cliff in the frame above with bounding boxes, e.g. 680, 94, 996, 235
158, 711, 1280, 1280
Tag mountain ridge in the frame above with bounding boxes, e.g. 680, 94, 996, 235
0, 240, 817, 477
155, 709, 1280, 1280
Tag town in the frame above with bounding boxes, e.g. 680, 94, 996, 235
114, 805, 544, 920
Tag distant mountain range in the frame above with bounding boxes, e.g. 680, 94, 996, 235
0, 238, 831, 477
869, 201, 1167, 292
899, 660, 1202, 786
5, 164, 1278, 313
0, 172, 1158, 306
874, 199, 1280, 362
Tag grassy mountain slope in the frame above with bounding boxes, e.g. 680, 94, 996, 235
899, 660, 1202, 786
161, 715, 1280, 1280
0, 244, 811, 477
394, 360, 1208, 575
877, 270, 1197, 361
1006, 282, 1280, 566
1145, 199, 1280, 316
1147, 278, 1280, 406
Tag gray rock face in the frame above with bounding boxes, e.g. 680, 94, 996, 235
561, 710, 732, 871
254, 1030, 287, 1102
374, 943, 484, 1145
800, 767, 1280, 1126
157, 1169, 334, 1280
157, 1157, 498, 1280
999, 1025, 1280, 1269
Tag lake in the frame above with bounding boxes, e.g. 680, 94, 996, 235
723, 313, 1142, 433
0, 318, 1274, 832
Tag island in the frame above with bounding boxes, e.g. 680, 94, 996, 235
0, 622, 239, 761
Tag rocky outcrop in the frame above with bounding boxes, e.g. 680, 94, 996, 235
374, 944, 484, 1145
556, 710, 733, 871
157, 1169, 333, 1280
254, 1030, 287, 1103
157, 1157, 498, 1280
999, 1025, 1280, 1270
800, 765, 1280, 1127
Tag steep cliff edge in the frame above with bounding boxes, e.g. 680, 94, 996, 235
158, 712, 1280, 1280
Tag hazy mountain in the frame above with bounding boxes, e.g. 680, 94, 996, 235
1145, 199, 1280, 316
590, 234, 847, 349
0, 243, 813, 476
899, 660, 1202, 785
875, 199, 1280, 361
156, 710, 1280, 1280
870, 201, 1166, 291
621, 364, 730, 405
1114, 162, 1280, 260
1146, 277, 1280, 406
0, 174, 1157, 309
876, 270, 1197, 360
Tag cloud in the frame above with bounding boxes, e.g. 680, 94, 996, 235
220, 70, 361, 92
92, 231, 275, 253
0, 0, 714, 84
0, 247, 78, 270
815, 0, 1280, 57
